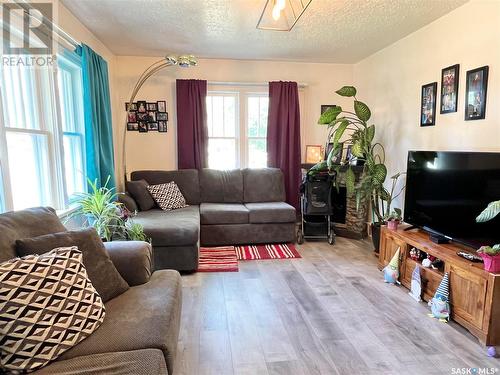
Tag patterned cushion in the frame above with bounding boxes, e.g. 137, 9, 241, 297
0, 247, 105, 373
147, 182, 188, 211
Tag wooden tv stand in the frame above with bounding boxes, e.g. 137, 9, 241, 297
378, 225, 500, 346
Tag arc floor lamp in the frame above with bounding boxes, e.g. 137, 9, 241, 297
122, 54, 197, 183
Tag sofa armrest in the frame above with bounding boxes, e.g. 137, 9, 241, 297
104, 241, 153, 286
118, 192, 139, 213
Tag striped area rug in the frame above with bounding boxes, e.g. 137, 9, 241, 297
235, 243, 301, 260
197, 246, 238, 272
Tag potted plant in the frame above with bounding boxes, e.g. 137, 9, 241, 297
317, 86, 405, 251
68, 176, 148, 242
384, 208, 402, 230
476, 200, 500, 272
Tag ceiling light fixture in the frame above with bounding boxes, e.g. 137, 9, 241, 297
257, 0, 312, 31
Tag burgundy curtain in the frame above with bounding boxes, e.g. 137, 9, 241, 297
176, 79, 208, 169
267, 81, 301, 210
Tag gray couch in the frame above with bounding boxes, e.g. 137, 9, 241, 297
121, 168, 296, 272
0, 207, 181, 375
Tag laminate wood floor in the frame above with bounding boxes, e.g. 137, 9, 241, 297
174, 237, 500, 375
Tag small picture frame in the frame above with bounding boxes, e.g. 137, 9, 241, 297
125, 102, 137, 111
148, 122, 159, 131
127, 111, 137, 122
440, 64, 459, 114
137, 101, 147, 113
137, 112, 148, 121
420, 82, 437, 127
147, 102, 157, 111
305, 145, 323, 164
157, 112, 168, 121
138, 121, 148, 132
324, 142, 343, 164
465, 66, 489, 121
158, 121, 167, 132
321, 105, 336, 114
148, 111, 157, 122
127, 122, 138, 131
157, 100, 166, 113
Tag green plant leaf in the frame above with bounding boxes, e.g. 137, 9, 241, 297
371, 164, 387, 185
335, 86, 357, 97
345, 167, 356, 196
476, 200, 500, 223
394, 208, 402, 216
354, 100, 371, 122
327, 143, 343, 169
318, 106, 342, 124
351, 141, 364, 158
332, 120, 349, 148
366, 124, 375, 143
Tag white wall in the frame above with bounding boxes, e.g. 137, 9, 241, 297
353, 0, 500, 209
114, 57, 353, 186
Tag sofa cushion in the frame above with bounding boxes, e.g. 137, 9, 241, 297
58, 270, 182, 375
35, 349, 167, 375
16, 228, 129, 302
131, 170, 200, 205
243, 168, 286, 203
126, 179, 156, 211
0, 247, 105, 373
245, 202, 296, 224
148, 182, 188, 211
199, 169, 243, 203
200, 203, 249, 225
0, 207, 66, 263
133, 207, 199, 246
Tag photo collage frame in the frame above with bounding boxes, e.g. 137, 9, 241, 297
126, 100, 168, 133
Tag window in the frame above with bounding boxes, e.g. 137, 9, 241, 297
206, 89, 268, 169
0, 51, 86, 212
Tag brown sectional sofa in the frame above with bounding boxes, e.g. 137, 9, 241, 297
0, 207, 182, 375
121, 168, 297, 272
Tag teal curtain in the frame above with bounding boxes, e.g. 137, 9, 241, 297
76, 44, 115, 189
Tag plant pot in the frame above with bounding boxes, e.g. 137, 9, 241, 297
371, 222, 383, 253
387, 220, 400, 230
478, 253, 500, 273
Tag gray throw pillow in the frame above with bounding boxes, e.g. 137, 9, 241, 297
126, 179, 156, 211
16, 228, 129, 302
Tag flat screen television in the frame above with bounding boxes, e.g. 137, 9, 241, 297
404, 151, 500, 248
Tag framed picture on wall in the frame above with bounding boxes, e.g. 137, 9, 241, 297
420, 82, 437, 127
157, 101, 166, 113
440, 64, 459, 114
138, 121, 148, 132
465, 66, 489, 121
127, 122, 138, 131
158, 121, 167, 132
137, 101, 147, 113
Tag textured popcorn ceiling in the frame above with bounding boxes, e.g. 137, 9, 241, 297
61, 0, 468, 63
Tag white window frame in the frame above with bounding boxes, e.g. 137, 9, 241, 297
207, 87, 268, 169
0, 50, 85, 213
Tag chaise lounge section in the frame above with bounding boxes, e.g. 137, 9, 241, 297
121, 168, 296, 272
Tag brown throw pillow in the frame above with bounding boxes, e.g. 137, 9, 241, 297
16, 228, 129, 302
126, 179, 156, 211
0, 247, 105, 373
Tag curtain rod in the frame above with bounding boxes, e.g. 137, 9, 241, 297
15, 0, 79, 49
208, 81, 308, 88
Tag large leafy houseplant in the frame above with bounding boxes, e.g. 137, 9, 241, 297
68, 176, 148, 242
316, 86, 400, 221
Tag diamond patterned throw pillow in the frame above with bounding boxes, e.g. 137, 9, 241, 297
0, 247, 105, 373
147, 181, 188, 211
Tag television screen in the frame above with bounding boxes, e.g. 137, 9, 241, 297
404, 151, 500, 248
